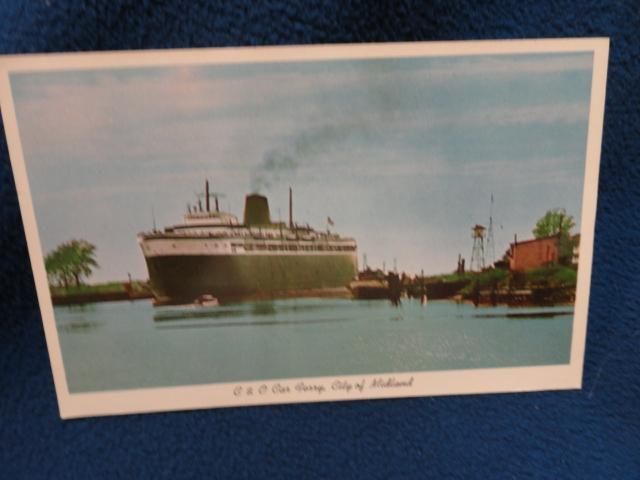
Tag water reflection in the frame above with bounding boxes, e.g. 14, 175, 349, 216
55, 303, 104, 333
153, 300, 346, 323
60, 303, 99, 313
251, 302, 276, 316
54, 298, 574, 391
57, 318, 103, 333
155, 317, 349, 330
473, 310, 573, 320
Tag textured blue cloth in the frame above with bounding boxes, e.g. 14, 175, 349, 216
1, 1, 638, 478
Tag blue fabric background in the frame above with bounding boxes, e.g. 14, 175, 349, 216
1, 1, 638, 478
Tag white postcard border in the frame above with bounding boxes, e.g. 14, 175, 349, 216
0, 38, 609, 419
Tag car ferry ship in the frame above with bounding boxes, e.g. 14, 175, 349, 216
138, 181, 358, 305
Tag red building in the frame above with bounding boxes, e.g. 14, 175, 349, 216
508, 235, 560, 271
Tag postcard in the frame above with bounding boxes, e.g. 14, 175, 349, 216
0, 39, 608, 418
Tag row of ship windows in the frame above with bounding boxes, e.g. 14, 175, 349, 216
164, 243, 355, 252
168, 231, 337, 241
234, 244, 355, 252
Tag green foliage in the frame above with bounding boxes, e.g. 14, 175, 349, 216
45, 239, 99, 288
533, 208, 577, 265
558, 235, 579, 266
486, 269, 507, 286
525, 265, 577, 288
50, 281, 147, 297
533, 208, 575, 238
460, 268, 509, 294
425, 272, 473, 283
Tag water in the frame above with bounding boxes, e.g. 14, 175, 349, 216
54, 298, 574, 393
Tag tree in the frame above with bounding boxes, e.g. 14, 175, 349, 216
45, 240, 99, 288
532, 209, 576, 265
532, 208, 575, 238
45, 247, 72, 288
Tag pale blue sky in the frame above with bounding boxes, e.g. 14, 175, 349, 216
11, 52, 593, 282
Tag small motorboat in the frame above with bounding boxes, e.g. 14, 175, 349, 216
193, 294, 219, 307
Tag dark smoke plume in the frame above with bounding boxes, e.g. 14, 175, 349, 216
251, 149, 298, 193
250, 124, 353, 193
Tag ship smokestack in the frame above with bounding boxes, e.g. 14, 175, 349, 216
289, 187, 293, 228
205, 180, 210, 212
244, 194, 272, 226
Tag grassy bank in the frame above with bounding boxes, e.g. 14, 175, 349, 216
408, 265, 577, 305
50, 280, 152, 305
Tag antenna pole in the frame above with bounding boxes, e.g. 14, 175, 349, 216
487, 193, 496, 264
289, 187, 293, 228
205, 179, 210, 212
152, 207, 156, 232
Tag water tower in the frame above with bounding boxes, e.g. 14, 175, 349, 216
470, 224, 487, 272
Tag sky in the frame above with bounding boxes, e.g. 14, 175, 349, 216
10, 51, 593, 282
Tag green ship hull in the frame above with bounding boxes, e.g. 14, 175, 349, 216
146, 253, 357, 305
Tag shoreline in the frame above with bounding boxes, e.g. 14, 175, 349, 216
52, 290, 153, 306
50, 280, 153, 306
52, 288, 574, 309
50, 266, 577, 308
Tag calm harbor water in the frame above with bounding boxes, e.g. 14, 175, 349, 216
54, 298, 573, 393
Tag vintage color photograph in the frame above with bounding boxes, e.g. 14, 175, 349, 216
0, 40, 608, 418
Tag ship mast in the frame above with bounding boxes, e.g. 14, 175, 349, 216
289, 187, 293, 228
205, 180, 210, 212
197, 179, 224, 214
